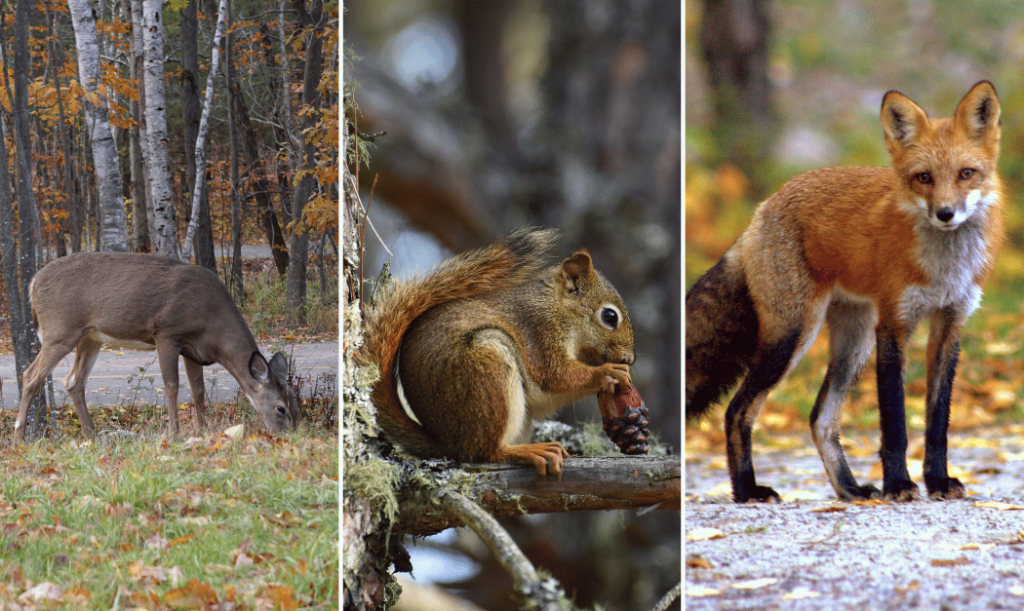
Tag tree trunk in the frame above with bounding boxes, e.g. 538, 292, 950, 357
286, 0, 325, 326
131, 0, 153, 251
226, 0, 244, 299
67, 0, 129, 253
8, 0, 43, 436
700, 0, 775, 193
180, 0, 228, 268
179, 0, 216, 269
229, 84, 289, 275
142, 0, 179, 259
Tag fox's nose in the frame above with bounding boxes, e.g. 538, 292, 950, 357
936, 207, 955, 223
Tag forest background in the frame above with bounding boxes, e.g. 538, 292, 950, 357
686, 0, 1024, 448
0, 0, 338, 434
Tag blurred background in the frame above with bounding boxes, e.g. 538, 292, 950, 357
687, 0, 1024, 476
345, 1, 680, 610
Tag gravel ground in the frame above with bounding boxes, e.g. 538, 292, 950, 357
686, 426, 1024, 610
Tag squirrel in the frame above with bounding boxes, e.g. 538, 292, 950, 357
361, 227, 635, 476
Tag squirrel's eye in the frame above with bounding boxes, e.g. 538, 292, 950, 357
598, 305, 620, 330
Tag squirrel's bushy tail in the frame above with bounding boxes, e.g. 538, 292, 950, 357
685, 256, 759, 420
361, 228, 558, 455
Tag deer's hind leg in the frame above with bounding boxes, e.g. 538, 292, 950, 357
14, 336, 82, 442
183, 358, 208, 434
65, 336, 103, 439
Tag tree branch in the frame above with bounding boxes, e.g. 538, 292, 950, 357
396, 455, 680, 536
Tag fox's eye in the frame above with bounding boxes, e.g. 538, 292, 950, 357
959, 168, 975, 180
915, 172, 932, 185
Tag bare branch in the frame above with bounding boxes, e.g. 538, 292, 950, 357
395, 455, 680, 536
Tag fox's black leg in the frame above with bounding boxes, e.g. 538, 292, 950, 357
876, 326, 919, 501
725, 329, 801, 503
923, 309, 965, 499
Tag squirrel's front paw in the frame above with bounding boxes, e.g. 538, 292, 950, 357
497, 442, 570, 477
597, 362, 632, 393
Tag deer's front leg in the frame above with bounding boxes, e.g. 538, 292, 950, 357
156, 341, 182, 439
183, 358, 208, 434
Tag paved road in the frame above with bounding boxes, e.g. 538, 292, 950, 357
0, 341, 338, 410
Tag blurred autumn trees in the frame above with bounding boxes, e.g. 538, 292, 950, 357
0, 0, 338, 435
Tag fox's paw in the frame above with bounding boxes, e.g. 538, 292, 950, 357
926, 477, 966, 500
882, 479, 919, 503
733, 485, 781, 504
838, 483, 881, 501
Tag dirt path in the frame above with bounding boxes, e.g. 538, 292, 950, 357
686, 426, 1024, 610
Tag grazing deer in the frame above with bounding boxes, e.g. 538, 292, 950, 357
12, 252, 299, 441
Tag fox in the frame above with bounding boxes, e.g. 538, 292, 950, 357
686, 80, 1003, 503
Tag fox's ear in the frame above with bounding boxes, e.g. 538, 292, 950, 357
953, 80, 1000, 142
880, 90, 929, 150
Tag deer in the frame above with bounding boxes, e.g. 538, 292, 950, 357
12, 252, 299, 442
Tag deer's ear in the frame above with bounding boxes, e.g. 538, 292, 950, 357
250, 352, 270, 383
268, 351, 289, 381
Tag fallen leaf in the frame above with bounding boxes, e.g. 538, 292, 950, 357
811, 505, 847, 513
164, 579, 218, 609
685, 586, 721, 597
782, 490, 822, 502
264, 585, 299, 611
930, 557, 970, 567
687, 527, 726, 541
782, 587, 820, 600
224, 424, 245, 441
686, 554, 713, 569
18, 582, 64, 603
974, 501, 1024, 511
731, 578, 778, 590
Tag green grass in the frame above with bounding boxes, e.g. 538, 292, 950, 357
0, 429, 337, 609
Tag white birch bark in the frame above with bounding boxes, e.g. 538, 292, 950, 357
142, 0, 179, 258
131, 0, 155, 244
180, 0, 229, 262
67, 0, 128, 252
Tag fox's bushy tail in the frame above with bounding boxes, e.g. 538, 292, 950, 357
685, 256, 759, 420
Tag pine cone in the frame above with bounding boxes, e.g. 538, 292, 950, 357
597, 384, 650, 455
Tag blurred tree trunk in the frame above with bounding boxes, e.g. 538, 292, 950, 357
180, 0, 216, 270
700, 0, 775, 193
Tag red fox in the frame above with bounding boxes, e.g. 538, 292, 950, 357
686, 81, 1003, 503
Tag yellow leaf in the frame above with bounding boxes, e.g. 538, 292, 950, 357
974, 501, 1024, 511
687, 527, 726, 541
731, 578, 778, 590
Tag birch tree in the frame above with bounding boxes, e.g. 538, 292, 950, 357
128, 0, 150, 252
143, 0, 179, 258
67, 0, 129, 253
180, 0, 230, 264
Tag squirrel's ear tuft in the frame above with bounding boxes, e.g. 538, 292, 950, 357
561, 250, 595, 293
